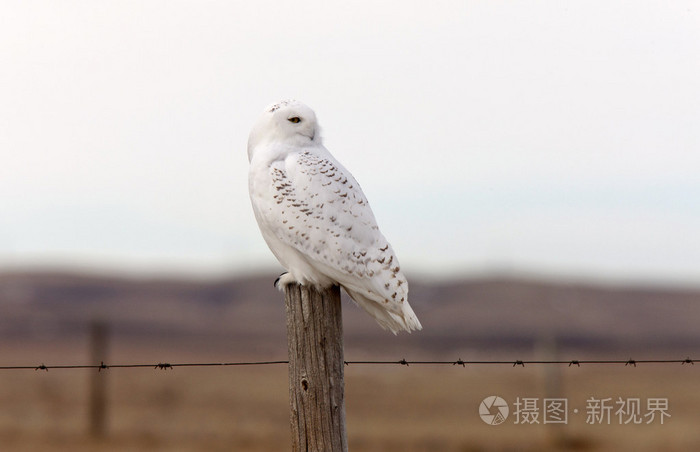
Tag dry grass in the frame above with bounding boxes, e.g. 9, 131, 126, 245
0, 360, 699, 451
3, 273, 699, 450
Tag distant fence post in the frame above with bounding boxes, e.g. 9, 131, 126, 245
88, 320, 109, 438
536, 334, 566, 446
284, 283, 348, 452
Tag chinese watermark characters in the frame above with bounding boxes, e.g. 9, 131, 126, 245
480, 396, 670, 425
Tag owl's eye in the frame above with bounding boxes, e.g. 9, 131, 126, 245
288, 117, 301, 123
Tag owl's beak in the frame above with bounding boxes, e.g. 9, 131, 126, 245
302, 128, 315, 141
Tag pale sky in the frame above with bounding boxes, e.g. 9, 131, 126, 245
1, 1, 699, 285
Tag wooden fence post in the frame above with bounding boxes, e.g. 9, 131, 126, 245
284, 283, 348, 452
88, 320, 109, 438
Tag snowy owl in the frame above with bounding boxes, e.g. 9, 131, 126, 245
247, 100, 422, 334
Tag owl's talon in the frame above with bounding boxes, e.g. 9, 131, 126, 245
274, 272, 297, 290
274, 272, 288, 288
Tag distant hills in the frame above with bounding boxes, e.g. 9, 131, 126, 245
1, 271, 698, 360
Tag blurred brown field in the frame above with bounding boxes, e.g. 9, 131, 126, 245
1, 359, 699, 451
2, 272, 700, 451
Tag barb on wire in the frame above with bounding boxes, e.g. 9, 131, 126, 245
0, 357, 696, 372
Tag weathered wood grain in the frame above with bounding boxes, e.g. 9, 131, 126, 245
284, 283, 347, 452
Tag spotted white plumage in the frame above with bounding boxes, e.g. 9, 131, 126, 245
247, 100, 422, 334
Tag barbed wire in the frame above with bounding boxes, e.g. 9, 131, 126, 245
0, 357, 696, 371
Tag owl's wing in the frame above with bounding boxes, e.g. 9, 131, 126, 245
255, 148, 421, 333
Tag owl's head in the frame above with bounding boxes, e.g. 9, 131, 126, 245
248, 100, 320, 160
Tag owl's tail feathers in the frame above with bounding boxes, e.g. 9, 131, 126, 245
344, 289, 422, 335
